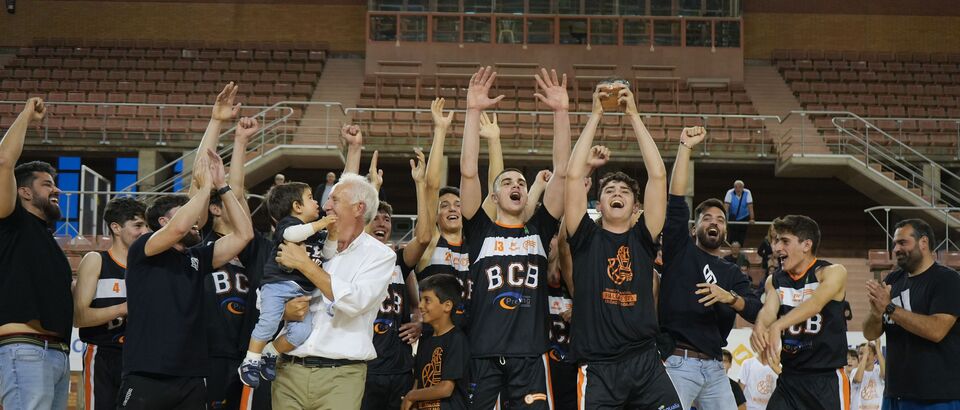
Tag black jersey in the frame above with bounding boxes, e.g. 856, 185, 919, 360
567, 213, 659, 362
546, 279, 573, 364
418, 236, 472, 328
772, 259, 847, 374
368, 248, 415, 375
414, 326, 471, 410
79, 250, 128, 347
262, 215, 326, 290
463, 206, 559, 357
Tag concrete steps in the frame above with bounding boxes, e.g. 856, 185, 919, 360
743, 63, 829, 158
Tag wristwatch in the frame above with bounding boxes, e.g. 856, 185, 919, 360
884, 303, 897, 316
729, 290, 740, 305
216, 185, 232, 196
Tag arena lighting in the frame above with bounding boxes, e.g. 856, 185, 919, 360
5, 0, 14, 14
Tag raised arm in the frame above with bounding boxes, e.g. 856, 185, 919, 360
367, 150, 383, 192
190, 83, 240, 198
209, 149, 254, 267
533, 68, 571, 218
0, 98, 45, 218
145, 154, 213, 256
564, 88, 604, 239
621, 87, 666, 239
228, 117, 259, 217
523, 170, 551, 220
557, 217, 575, 296
425, 98, 453, 192
403, 149, 433, 268
669, 127, 706, 196
342, 124, 363, 175
73, 252, 127, 327
461, 66, 504, 220
481, 112, 503, 220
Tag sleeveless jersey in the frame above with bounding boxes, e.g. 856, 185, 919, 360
368, 249, 415, 375
463, 206, 559, 357
202, 231, 257, 359
418, 235, 472, 327
79, 250, 128, 347
773, 259, 848, 374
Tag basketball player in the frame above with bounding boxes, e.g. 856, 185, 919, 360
73, 197, 149, 410
460, 66, 569, 409
750, 215, 849, 410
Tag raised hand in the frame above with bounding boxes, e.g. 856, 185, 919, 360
617, 87, 639, 116
235, 117, 260, 144
587, 145, 610, 168
479, 112, 500, 140
410, 148, 426, 184
536, 169, 553, 184
680, 126, 707, 148
368, 150, 383, 191
211, 82, 241, 121
533, 68, 569, 112
592, 85, 608, 116
207, 148, 226, 188
341, 124, 363, 146
21, 97, 46, 122
431, 98, 454, 130
193, 150, 211, 189
466, 66, 505, 111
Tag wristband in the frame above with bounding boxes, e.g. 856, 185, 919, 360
679, 140, 692, 149
216, 185, 232, 196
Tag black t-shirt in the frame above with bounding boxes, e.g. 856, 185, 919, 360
730, 377, 746, 405
418, 236, 472, 329
262, 215, 326, 290
368, 248, 415, 375
567, 213, 659, 362
79, 250, 127, 347
123, 232, 215, 377
463, 206, 559, 357
660, 195, 761, 359
0, 202, 73, 338
414, 326, 471, 410
203, 229, 271, 359
883, 263, 960, 400
547, 280, 574, 364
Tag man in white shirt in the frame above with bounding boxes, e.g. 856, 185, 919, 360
723, 180, 754, 246
273, 173, 395, 410
738, 356, 778, 410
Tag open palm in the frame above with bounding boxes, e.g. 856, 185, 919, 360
533, 68, 569, 111
466, 66, 505, 110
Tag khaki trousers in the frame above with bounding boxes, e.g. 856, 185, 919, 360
272, 359, 367, 410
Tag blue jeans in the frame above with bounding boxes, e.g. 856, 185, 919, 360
0, 343, 70, 410
883, 398, 960, 410
664, 354, 738, 410
252, 280, 314, 346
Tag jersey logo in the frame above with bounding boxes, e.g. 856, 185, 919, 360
494, 291, 527, 310
421, 347, 443, 387
702, 264, 717, 284
606, 245, 634, 285
524, 393, 547, 404
190, 256, 200, 271
220, 296, 246, 315
758, 374, 775, 395
373, 319, 393, 335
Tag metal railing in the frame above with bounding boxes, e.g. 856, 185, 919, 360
834, 115, 960, 159
864, 205, 960, 253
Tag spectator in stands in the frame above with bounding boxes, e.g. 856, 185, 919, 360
274, 173, 286, 187
272, 173, 394, 409
0, 98, 74, 409
721, 350, 747, 410
723, 241, 750, 270
724, 180, 754, 246
864, 218, 960, 409
757, 225, 775, 273
317, 171, 336, 208
846, 348, 860, 378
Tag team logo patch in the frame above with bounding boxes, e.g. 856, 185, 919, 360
606, 245, 634, 285
523, 393, 547, 404
547, 344, 567, 362
373, 319, 393, 334
220, 297, 246, 315
494, 291, 525, 310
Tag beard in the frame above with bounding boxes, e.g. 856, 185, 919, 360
33, 194, 62, 222
180, 230, 202, 248
895, 247, 923, 272
695, 227, 724, 250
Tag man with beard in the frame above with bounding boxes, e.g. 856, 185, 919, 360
864, 219, 960, 409
0, 98, 74, 409
119, 148, 253, 409
74, 197, 150, 410
661, 126, 761, 410
750, 215, 849, 410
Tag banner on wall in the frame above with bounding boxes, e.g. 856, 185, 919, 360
723, 328, 884, 380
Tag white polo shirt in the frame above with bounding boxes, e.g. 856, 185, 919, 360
284, 231, 395, 361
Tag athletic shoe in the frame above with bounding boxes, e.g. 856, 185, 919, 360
238, 359, 262, 388
261, 353, 278, 381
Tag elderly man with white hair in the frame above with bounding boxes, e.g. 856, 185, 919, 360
724, 179, 754, 246
272, 172, 395, 410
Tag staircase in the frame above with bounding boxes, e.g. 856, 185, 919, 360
294, 57, 364, 145
743, 62, 829, 158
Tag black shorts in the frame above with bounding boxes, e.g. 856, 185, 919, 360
207, 356, 272, 410
577, 347, 681, 410
767, 369, 850, 410
550, 361, 578, 410
117, 373, 206, 410
469, 354, 553, 409
81, 344, 123, 410
361, 372, 414, 410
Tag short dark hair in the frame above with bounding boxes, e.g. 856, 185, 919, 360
722, 350, 733, 362
848, 349, 858, 360
597, 171, 640, 202
103, 197, 146, 236
266, 182, 311, 223
439, 186, 460, 198
146, 195, 188, 232
894, 218, 937, 253
14, 161, 57, 188
773, 215, 821, 254
419, 273, 462, 307
694, 198, 726, 221
493, 168, 525, 188
208, 188, 223, 208
378, 200, 393, 216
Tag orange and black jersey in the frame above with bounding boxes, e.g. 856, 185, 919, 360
567, 213, 659, 362
660, 195, 761, 359
547, 277, 573, 364
368, 248, 415, 375
79, 250, 128, 348
772, 259, 848, 374
463, 205, 559, 357
414, 326, 471, 410
417, 236, 472, 329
